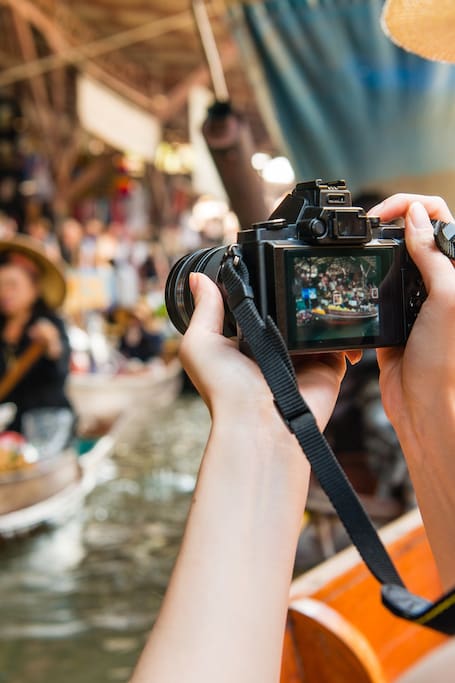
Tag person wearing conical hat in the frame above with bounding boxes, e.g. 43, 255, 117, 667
0, 234, 73, 438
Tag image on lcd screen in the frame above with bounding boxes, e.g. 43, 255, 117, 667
289, 254, 382, 344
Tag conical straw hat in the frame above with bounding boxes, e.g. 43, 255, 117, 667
381, 0, 455, 63
0, 235, 66, 309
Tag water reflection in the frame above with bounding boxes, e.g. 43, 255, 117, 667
0, 396, 210, 683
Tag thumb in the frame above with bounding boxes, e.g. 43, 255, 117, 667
187, 272, 225, 335
405, 201, 454, 293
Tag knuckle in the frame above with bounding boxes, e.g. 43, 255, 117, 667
424, 195, 454, 222
428, 195, 447, 209
389, 192, 407, 202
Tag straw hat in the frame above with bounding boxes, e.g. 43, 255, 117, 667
381, 0, 455, 63
0, 234, 66, 309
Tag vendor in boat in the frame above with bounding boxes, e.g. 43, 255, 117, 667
0, 234, 73, 438
118, 302, 163, 364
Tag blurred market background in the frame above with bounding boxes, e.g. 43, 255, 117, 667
1, 1, 455, 681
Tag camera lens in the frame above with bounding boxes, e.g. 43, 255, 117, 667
165, 246, 227, 335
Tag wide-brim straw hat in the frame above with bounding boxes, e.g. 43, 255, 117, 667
381, 0, 455, 63
0, 234, 66, 309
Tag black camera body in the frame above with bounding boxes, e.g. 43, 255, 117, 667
165, 179, 426, 353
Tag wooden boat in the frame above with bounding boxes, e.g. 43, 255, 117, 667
320, 309, 378, 326
67, 358, 182, 422
0, 414, 128, 539
0, 340, 182, 539
281, 508, 447, 682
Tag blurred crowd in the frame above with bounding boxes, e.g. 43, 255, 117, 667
0, 212, 168, 307
0, 194, 241, 375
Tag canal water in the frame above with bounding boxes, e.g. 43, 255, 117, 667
0, 396, 211, 683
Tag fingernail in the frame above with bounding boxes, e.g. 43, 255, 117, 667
409, 201, 431, 230
189, 272, 199, 296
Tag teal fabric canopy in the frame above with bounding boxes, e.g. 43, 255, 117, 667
229, 0, 455, 190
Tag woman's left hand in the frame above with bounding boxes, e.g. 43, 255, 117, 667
29, 319, 63, 360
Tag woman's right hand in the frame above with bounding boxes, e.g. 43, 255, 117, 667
369, 195, 455, 443
28, 318, 63, 360
369, 194, 455, 588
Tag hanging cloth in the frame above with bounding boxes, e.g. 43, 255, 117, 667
228, 0, 455, 191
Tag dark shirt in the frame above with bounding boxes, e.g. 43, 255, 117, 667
0, 311, 73, 433
119, 328, 163, 363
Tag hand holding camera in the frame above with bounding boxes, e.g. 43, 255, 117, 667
370, 194, 455, 591
167, 183, 455, 591
166, 179, 454, 356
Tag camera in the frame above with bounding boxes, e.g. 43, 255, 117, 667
165, 179, 426, 354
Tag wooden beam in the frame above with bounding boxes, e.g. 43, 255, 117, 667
54, 128, 84, 193
64, 152, 117, 207
0, 48, 18, 68
0, 0, 238, 124
0, 0, 193, 114
157, 39, 238, 122
50, 66, 67, 115
10, 8, 56, 156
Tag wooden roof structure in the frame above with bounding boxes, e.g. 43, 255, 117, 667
0, 0, 272, 217
0, 0, 267, 145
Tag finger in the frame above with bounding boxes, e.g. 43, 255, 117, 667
369, 193, 454, 224
346, 349, 363, 365
376, 346, 401, 370
405, 201, 455, 294
28, 324, 40, 337
294, 351, 347, 386
293, 352, 347, 430
186, 272, 225, 335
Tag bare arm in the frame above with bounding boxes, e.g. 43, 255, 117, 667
130, 272, 356, 683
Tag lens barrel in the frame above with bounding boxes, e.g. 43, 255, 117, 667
165, 246, 227, 335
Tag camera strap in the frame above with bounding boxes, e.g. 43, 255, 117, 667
220, 246, 455, 636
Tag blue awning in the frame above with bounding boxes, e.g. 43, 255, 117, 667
229, 0, 455, 190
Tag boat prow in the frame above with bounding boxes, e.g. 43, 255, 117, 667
0, 426, 118, 539
281, 509, 447, 682
67, 358, 182, 422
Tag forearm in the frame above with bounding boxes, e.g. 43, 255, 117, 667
131, 402, 310, 683
396, 396, 455, 591
377, 287, 455, 591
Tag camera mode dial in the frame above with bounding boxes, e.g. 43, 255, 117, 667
433, 220, 455, 259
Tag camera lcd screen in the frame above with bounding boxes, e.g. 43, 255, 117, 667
284, 248, 394, 350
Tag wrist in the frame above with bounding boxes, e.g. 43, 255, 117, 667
393, 392, 455, 463
210, 395, 300, 460
397, 413, 455, 591
207, 398, 310, 508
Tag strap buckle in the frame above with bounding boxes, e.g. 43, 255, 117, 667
221, 246, 255, 311
226, 244, 242, 268
274, 399, 314, 433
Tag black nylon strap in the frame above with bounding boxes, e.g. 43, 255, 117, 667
221, 256, 402, 586
219, 251, 455, 635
